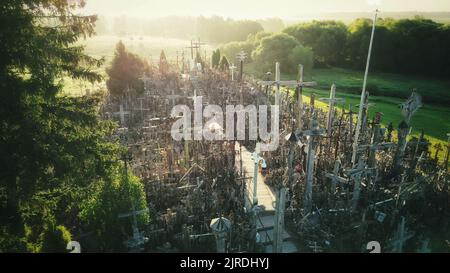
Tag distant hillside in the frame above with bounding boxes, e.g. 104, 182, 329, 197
286, 12, 450, 24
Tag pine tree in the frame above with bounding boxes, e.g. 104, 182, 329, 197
0, 0, 148, 252
106, 41, 150, 97
212, 49, 221, 69
159, 50, 170, 74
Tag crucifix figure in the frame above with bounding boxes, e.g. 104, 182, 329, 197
319, 84, 345, 137
346, 157, 376, 212
294, 118, 326, 213
113, 104, 130, 125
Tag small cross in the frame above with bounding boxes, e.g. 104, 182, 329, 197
113, 104, 130, 125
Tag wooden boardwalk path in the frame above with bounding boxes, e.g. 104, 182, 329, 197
235, 142, 299, 253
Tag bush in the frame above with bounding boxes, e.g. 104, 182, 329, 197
252, 33, 314, 74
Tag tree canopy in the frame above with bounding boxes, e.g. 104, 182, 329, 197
0, 0, 148, 252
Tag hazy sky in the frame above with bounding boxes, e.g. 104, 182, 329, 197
81, 0, 450, 19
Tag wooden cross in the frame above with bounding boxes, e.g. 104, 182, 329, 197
294, 119, 326, 213
408, 130, 428, 173
134, 97, 151, 120
358, 119, 396, 168
319, 84, 345, 136
186, 39, 203, 59
273, 187, 287, 253
345, 157, 376, 212
166, 88, 182, 107
259, 62, 316, 118
113, 104, 130, 125
294, 64, 317, 130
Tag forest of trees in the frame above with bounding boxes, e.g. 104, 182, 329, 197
0, 0, 148, 252
220, 17, 450, 78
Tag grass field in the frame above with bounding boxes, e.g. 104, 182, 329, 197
275, 69, 450, 163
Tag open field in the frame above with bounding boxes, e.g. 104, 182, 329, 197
63, 35, 450, 163
245, 63, 450, 162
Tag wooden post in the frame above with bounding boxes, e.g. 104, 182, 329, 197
352, 10, 378, 166
273, 187, 287, 253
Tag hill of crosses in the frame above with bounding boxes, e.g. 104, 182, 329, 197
94, 48, 449, 253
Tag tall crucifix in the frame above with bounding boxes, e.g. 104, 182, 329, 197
319, 84, 344, 137
294, 118, 326, 213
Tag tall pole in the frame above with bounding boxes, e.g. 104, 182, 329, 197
297, 64, 304, 130
351, 10, 378, 166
